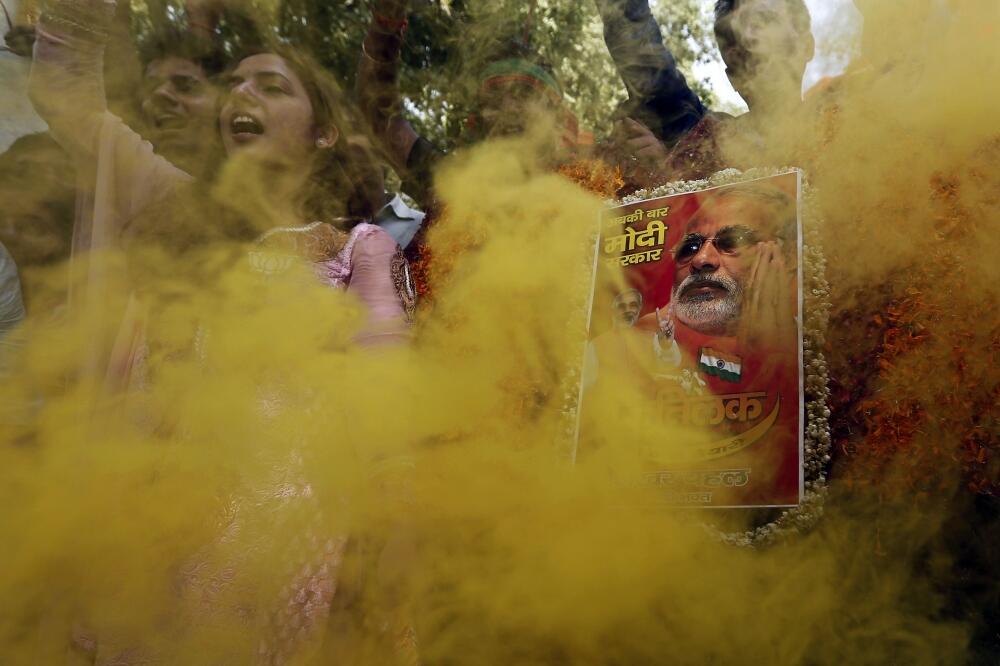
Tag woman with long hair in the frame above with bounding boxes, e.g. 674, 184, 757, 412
211, 44, 415, 336
29, 0, 412, 389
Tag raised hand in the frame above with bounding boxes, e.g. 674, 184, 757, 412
655, 302, 675, 342
737, 240, 795, 350
621, 117, 668, 167
606, 117, 668, 188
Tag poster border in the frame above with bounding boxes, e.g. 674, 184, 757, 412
577, 167, 831, 546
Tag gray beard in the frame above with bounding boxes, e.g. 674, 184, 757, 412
672, 273, 743, 336
614, 312, 639, 329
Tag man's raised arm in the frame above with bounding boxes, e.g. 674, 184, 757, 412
357, 0, 444, 209
357, 0, 419, 174
595, 0, 707, 145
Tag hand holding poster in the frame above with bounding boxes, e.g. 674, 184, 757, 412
578, 171, 804, 508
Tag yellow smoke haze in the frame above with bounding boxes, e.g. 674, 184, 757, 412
2, 0, 999, 663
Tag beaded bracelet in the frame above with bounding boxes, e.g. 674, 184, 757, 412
360, 39, 399, 67
39, 11, 109, 40
39, 0, 113, 40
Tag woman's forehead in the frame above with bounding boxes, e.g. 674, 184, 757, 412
233, 53, 300, 82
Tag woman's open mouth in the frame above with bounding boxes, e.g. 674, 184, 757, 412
229, 113, 265, 142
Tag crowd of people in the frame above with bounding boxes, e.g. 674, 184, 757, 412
0, 0, 843, 391
0, 0, 822, 329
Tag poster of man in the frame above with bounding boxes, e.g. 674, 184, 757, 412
579, 171, 803, 508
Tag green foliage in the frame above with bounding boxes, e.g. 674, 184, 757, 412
389, 0, 719, 145
650, 0, 718, 107
128, 0, 719, 147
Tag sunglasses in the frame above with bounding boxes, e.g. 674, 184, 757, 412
674, 225, 758, 264
614, 298, 641, 312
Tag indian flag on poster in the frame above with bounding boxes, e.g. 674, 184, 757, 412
698, 347, 742, 383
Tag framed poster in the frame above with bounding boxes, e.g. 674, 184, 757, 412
577, 170, 808, 509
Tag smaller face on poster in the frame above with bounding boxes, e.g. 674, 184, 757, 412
578, 172, 803, 508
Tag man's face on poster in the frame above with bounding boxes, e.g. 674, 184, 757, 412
671, 194, 772, 336
612, 289, 643, 328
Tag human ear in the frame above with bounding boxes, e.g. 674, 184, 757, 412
314, 125, 339, 150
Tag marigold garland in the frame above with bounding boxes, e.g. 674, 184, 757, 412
830, 148, 1000, 498
556, 158, 624, 200
408, 159, 622, 309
